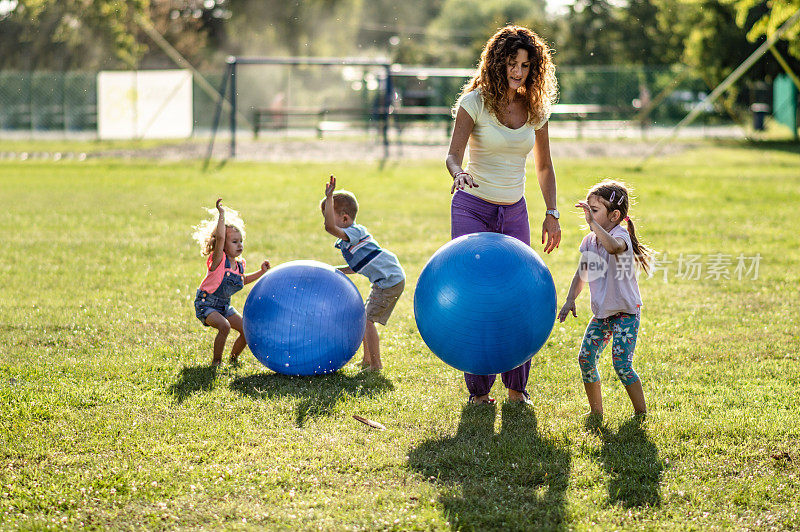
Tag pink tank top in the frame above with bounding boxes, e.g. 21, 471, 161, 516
199, 254, 245, 293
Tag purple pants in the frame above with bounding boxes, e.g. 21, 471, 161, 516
451, 190, 532, 397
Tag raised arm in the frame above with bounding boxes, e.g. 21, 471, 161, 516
209, 198, 226, 271
446, 107, 478, 194
533, 123, 561, 253
322, 175, 349, 241
576, 201, 627, 255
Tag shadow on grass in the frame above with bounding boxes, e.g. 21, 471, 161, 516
408, 403, 571, 530
230, 371, 394, 426
738, 138, 800, 154
168, 365, 218, 405
594, 416, 664, 508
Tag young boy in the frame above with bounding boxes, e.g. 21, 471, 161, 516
321, 175, 405, 371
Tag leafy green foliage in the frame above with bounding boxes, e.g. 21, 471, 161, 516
0, 0, 149, 68
731, 0, 800, 60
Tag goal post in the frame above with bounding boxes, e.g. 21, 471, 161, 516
207, 56, 393, 161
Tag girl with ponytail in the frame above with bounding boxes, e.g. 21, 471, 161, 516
557, 180, 653, 418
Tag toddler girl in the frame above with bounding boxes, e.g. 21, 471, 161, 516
192, 199, 270, 366
558, 180, 653, 417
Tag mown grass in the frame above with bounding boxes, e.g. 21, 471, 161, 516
1, 141, 799, 530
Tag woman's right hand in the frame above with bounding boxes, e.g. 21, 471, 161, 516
216, 198, 224, 212
450, 171, 479, 194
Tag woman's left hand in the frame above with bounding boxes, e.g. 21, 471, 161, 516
541, 216, 561, 253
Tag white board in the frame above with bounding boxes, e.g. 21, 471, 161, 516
97, 70, 193, 139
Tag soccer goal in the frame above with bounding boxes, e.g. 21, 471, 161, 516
206, 56, 393, 160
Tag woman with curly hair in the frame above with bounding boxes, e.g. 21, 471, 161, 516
445, 25, 561, 405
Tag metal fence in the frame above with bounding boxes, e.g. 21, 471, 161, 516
0, 70, 224, 133
0, 66, 722, 134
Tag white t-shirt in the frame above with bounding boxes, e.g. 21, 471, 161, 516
579, 224, 643, 319
458, 89, 549, 204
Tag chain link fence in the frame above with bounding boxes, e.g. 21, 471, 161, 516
0, 66, 725, 134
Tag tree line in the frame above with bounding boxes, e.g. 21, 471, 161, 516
1, 0, 798, 90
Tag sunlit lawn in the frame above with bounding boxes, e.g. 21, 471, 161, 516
1, 141, 799, 530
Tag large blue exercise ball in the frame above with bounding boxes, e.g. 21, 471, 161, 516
243, 260, 366, 376
414, 232, 557, 375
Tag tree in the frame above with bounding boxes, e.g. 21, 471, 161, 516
424, 0, 551, 67
221, 0, 365, 57
0, 0, 234, 70
657, 0, 800, 120
616, 0, 680, 65
675, 0, 798, 86
555, 0, 624, 65
138, 0, 230, 69
731, 0, 800, 60
0, 0, 149, 69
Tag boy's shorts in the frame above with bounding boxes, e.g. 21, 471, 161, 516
194, 290, 238, 325
365, 279, 405, 325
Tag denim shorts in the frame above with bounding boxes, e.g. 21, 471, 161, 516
194, 289, 238, 325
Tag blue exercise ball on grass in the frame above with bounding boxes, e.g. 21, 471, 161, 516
243, 260, 366, 376
414, 232, 557, 375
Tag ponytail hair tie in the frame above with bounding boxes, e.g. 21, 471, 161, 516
624, 216, 630, 222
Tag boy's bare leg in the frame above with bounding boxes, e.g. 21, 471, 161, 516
583, 381, 604, 416
228, 314, 246, 362
625, 380, 647, 415
205, 312, 231, 366
364, 320, 381, 371
360, 330, 371, 368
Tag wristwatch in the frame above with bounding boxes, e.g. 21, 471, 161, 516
545, 209, 560, 219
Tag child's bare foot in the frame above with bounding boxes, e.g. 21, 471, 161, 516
210, 359, 222, 367
229, 354, 241, 366
583, 411, 604, 433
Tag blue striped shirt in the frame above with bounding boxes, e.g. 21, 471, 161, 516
335, 224, 405, 288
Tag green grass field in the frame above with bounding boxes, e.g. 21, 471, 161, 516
2, 141, 799, 530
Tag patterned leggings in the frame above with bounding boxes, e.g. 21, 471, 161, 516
578, 312, 640, 385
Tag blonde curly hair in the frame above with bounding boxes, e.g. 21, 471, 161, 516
192, 205, 246, 257
460, 25, 558, 128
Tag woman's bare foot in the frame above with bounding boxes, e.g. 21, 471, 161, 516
507, 389, 532, 405
468, 394, 496, 405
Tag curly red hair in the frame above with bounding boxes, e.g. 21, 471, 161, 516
461, 25, 558, 127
